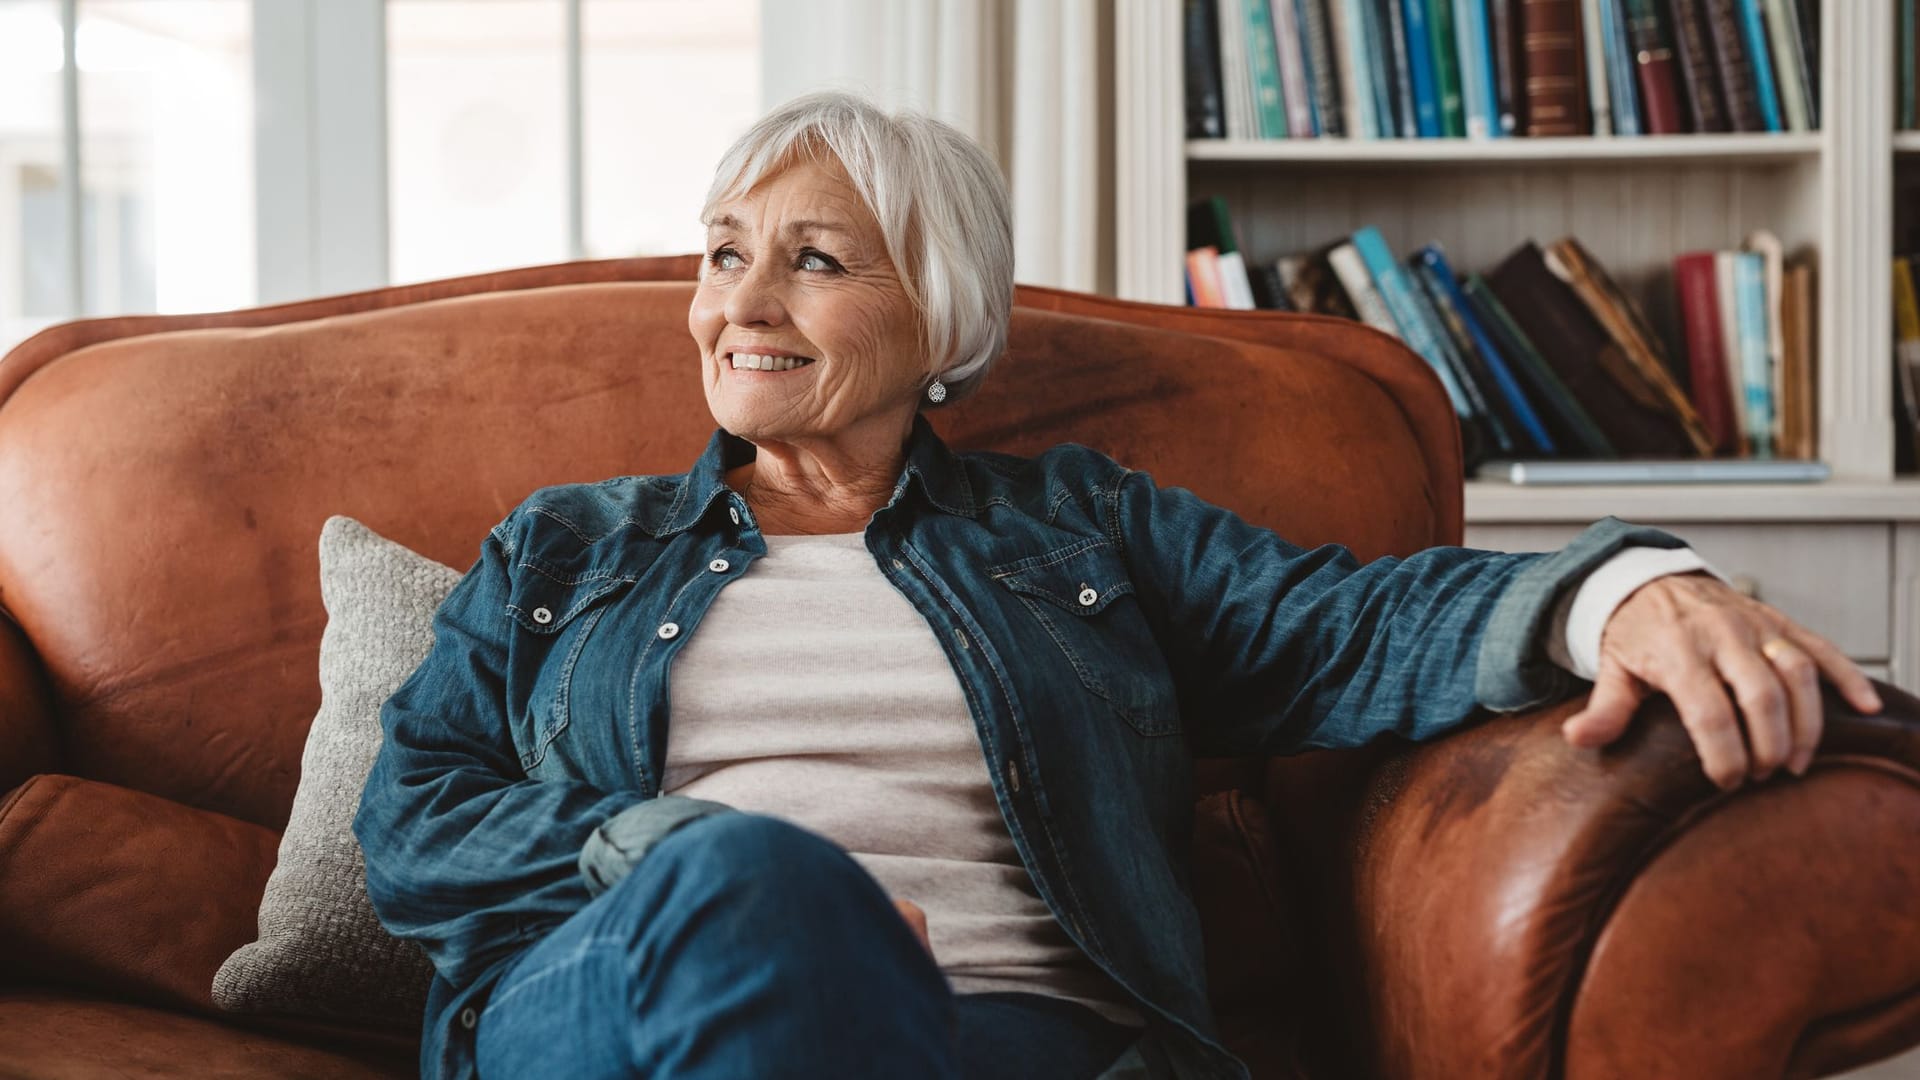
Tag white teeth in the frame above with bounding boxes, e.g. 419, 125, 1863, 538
728, 353, 814, 371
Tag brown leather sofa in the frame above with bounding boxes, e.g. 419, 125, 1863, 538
0, 255, 1914, 1079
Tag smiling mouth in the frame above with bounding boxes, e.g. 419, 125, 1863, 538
727, 352, 817, 372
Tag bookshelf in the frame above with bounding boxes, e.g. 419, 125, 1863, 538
1113, 0, 1919, 690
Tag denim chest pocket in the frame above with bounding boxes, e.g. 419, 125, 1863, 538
990, 539, 1179, 736
504, 570, 635, 770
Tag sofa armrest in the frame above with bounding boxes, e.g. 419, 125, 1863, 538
0, 614, 58, 794
1263, 680, 1920, 1080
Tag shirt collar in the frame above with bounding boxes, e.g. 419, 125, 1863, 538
661, 413, 976, 536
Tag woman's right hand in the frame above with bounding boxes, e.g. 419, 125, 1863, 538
894, 899, 932, 958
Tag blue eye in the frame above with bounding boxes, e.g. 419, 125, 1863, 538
798, 250, 841, 272
708, 246, 743, 270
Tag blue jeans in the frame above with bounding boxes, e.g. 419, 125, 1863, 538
472, 813, 1143, 1079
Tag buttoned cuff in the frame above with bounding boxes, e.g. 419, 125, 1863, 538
1544, 546, 1733, 680
579, 795, 737, 898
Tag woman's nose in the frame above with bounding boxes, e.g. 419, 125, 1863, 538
724, 260, 788, 328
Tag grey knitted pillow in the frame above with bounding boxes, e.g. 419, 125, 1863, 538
212, 515, 459, 1024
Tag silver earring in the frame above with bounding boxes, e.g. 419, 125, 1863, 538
926, 378, 948, 403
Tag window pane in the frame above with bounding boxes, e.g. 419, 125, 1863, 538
76, 1, 254, 318
388, 0, 568, 285
2, 0, 70, 354
581, 0, 760, 259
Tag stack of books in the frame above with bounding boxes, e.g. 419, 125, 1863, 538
1185, 0, 1820, 140
1186, 197, 1819, 482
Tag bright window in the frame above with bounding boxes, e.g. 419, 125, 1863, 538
581, 0, 759, 259
388, 0, 760, 285
0, 0, 254, 357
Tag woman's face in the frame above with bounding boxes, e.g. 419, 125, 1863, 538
689, 156, 925, 448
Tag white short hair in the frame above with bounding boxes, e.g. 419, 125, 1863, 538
700, 91, 1014, 406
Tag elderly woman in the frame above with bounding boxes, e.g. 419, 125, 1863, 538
353, 92, 1884, 1080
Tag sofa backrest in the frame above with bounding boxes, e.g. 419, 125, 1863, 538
0, 258, 1457, 828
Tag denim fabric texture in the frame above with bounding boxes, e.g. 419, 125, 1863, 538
352, 415, 1684, 1079
473, 811, 1141, 1080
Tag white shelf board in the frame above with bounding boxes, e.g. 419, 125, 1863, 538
1464, 478, 1920, 523
1187, 133, 1823, 167
1896, 132, 1920, 154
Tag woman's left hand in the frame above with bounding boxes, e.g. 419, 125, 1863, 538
1559, 570, 1885, 790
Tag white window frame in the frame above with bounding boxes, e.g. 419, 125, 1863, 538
252, 0, 590, 304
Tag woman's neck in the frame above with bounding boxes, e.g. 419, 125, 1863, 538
729, 441, 905, 536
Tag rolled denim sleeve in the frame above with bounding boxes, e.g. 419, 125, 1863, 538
579, 796, 736, 898
352, 512, 653, 989
1111, 468, 1688, 756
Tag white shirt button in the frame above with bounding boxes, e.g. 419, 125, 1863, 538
728, 506, 741, 525
531, 606, 553, 625
657, 622, 680, 640
1077, 587, 1098, 607
459, 1007, 478, 1029
708, 558, 730, 573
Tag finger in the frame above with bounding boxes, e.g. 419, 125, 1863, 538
1562, 658, 1646, 748
1784, 625, 1884, 716
1661, 660, 1749, 791
1715, 639, 1793, 781
1763, 637, 1823, 776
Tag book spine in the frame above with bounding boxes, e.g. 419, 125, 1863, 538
1465, 274, 1620, 455
1602, 0, 1644, 133
1794, 0, 1819, 124
1491, 0, 1523, 133
1383, 0, 1422, 135
1456, 0, 1503, 138
1426, 0, 1468, 135
1713, 252, 1751, 453
1273, 0, 1320, 135
1582, 0, 1616, 134
1411, 261, 1515, 451
1301, 0, 1347, 136
1668, 0, 1729, 132
1187, 248, 1223, 306
1778, 260, 1813, 457
1328, 242, 1407, 336
1400, 0, 1444, 135
1733, 251, 1775, 457
1906, 0, 1917, 131
1333, 0, 1380, 136
1364, 0, 1405, 134
1250, 260, 1293, 309
1216, 250, 1260, 309
1675, 252, 1737, 452
1351, 227, 1475, 413
1185, 0, 1227, 138
1734, 0, 1784, 131
1545, 239, 1715, 454
1626, 0, 1686, 132
1790, 0, 1818, 127
1520, 0, 1592, 134
1419, 246, 1559, 452
1703, 0, 1764, 131
1217, 0, 1255, 138
1245, 0, 1292, 136
1761, 0, 1810, 131
1895, 258, 1920, 471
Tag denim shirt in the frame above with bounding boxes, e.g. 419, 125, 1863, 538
352, 415, 1685, 1080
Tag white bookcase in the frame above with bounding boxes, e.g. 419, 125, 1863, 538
1114, 0, 1920, 691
